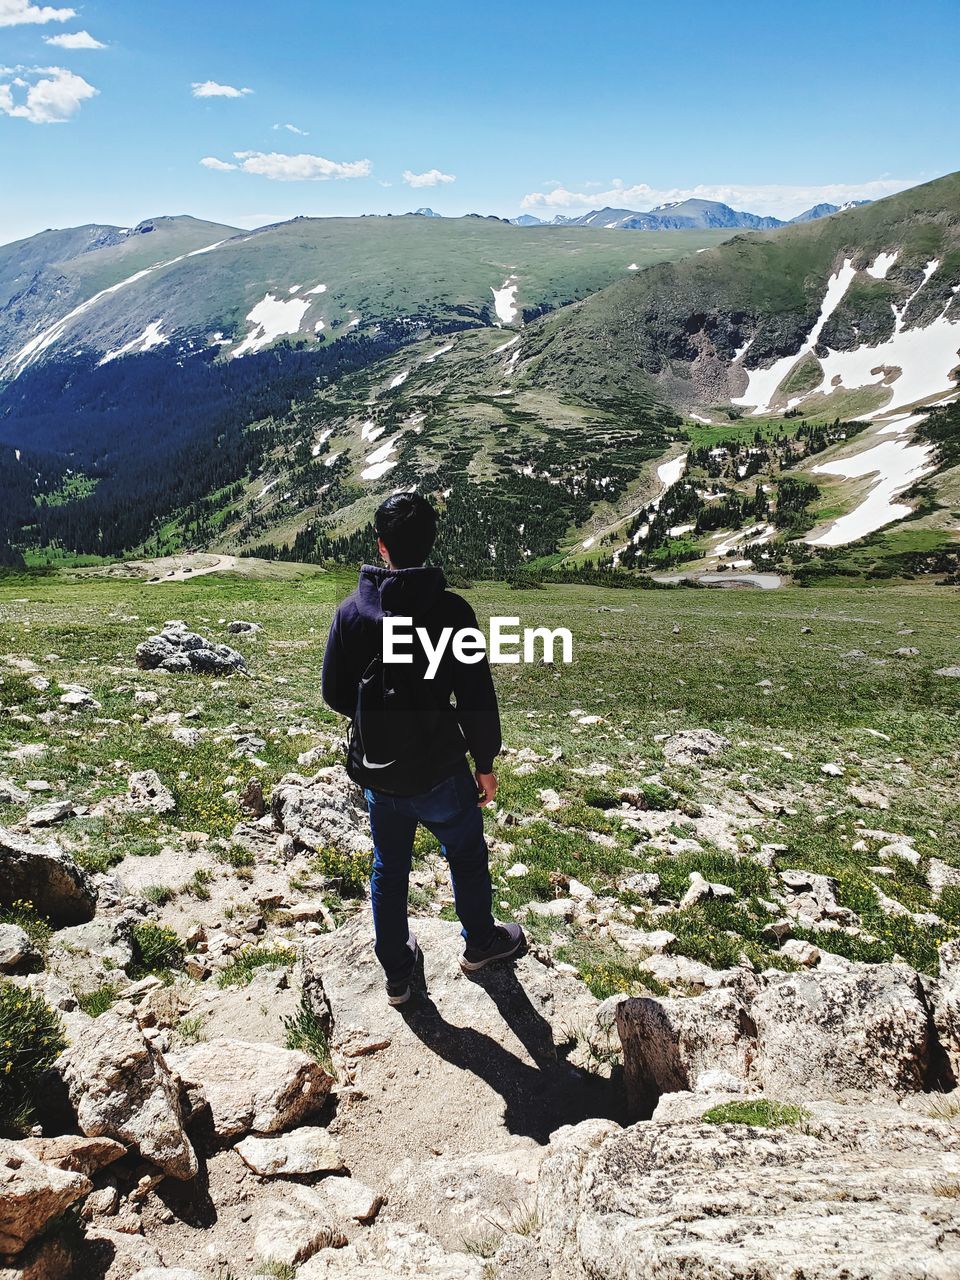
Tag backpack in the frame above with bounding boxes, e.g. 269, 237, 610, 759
346, 641, 446, 791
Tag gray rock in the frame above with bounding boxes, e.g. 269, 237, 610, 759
536, 1104, 960, 1280
0, 1139, 92, 1254
297, 1222, 485, 1279
929, 858, 960, 899
271, 765, 372, 856
127, 770, 176, 814
616, 962, 942, 1118
235, 1126, 344, 1176
226, 620, 261, 634
0, 828, 97, 926
934, 666, 960, 677
21, 799, 74, 829
679, 870, 735, 907
57, 1012, 198, 1180
321, 1174, 383, 1222
168, 1039, 333, 1138
253, 1187, 347, 1266
0, 778, 30, 805
662, 729, 731, 767
0, 923, 38, 973
136, 621, 246, 676
617, 871, 661, 898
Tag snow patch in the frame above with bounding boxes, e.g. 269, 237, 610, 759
99, 321, 167, 365
388, 370, 409, 389
656, 454, 688, 491
866, 251, 898, 280
423, 343, 454, 363
807, 435, 936, 547
491, 277, 519, 325
307, 283, 327, 295
362, 460, 397, 481
733, 258, 857, 413
231, 293, 310, 358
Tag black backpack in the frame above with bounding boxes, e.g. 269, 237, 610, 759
346, 636, 446, 791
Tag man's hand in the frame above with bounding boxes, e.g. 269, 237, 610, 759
475, 770, 498, 807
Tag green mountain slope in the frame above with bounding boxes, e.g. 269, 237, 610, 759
517, 172, 960, 415
0, 217, 731, 377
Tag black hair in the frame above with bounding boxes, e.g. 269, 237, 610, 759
374, 492, 438, 568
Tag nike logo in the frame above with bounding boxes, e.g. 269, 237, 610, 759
362, 754, 397, 769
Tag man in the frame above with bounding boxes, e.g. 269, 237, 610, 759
322, 492, 525, 1006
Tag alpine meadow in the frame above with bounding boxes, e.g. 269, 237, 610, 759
0, 2, 958, 1278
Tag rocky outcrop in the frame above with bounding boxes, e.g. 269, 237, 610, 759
616, 961, 943, 1117
57, 1011, 198, 1180
537, 1103, 960, 1279
0, 1140, 91, 1254
0, 925, 38, 974
0, 830, 97, 927
661, 728, 730, 766
297, 1222, 486, 1279
167, 1039, 333, 1139
135, 621, 246, 676
271, 766, 373, 856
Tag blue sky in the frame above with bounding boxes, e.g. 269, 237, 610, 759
1, 0, 957, 245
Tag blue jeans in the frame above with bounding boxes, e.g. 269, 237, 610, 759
364, 765, 496, 982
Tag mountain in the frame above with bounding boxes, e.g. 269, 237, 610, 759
510, 214, 545, 226
0, 215, 730, 563
405, 207, 442, 217
518, 172, 960, 418
790, 199, 871, 223
564, 200, 785, 231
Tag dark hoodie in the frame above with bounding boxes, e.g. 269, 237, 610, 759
321, 565, 501, 794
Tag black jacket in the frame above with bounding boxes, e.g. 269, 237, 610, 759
321, 565, 502, 793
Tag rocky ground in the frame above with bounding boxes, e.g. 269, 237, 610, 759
0, 575, 958, 1278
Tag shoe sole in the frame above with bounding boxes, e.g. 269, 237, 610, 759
387, 986, 412, 1006
460, 939, 524, 972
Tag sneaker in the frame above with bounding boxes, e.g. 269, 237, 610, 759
461, 922, 526, 972
386, 935, 419, 1006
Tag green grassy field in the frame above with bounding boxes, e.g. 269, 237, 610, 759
1, 568, 956, 987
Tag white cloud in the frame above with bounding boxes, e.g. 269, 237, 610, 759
273, 122, 307, 135
519, 177, 917, 220
44, 29, 105, 48
229, 150, 371, 181
0, 1, 75, 26
0, 64, 96, 123
200, 156, 238, 171
191, 80, 253, 99
402, 167, 456, 189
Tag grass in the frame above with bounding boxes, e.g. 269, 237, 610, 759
283, 997, 334, 1075
0, 982, 65, 1135
0, 568, 957, 991
702, 1099, 811, 1129
76, 983, 121, 1017
217, 945, 297, 988
128, 923, 184, 979
0, 899, 52, 962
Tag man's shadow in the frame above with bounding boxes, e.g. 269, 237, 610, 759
399, 954, 623, 1143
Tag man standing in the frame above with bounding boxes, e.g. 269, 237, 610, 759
322, 493, 525, 1006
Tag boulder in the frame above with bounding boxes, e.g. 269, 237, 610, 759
19, 801, 73, 830
0, 925, 38, 973
253, 1187, 347, 1266
235, 1126, 344, 1176
0, 1139, 91, 1254
0, 830, 97, 926
0, 779, 29, 806
18, 1136, 126, 1177
136, 622, 246, 676
167, 1039, 333, 1139
271, 766, 372, 856
536, 1104, 960, 1279
321, 1174, 383, 1222
56, 1012, 197, 1180
226, 620, 260, 634
126, 771, 176, 815
751, 965, 936, 1097
616, 990, 757, 1118
297, 1223, 485, 1280
616, 962, 941, 1117
662, 729, 730, 767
